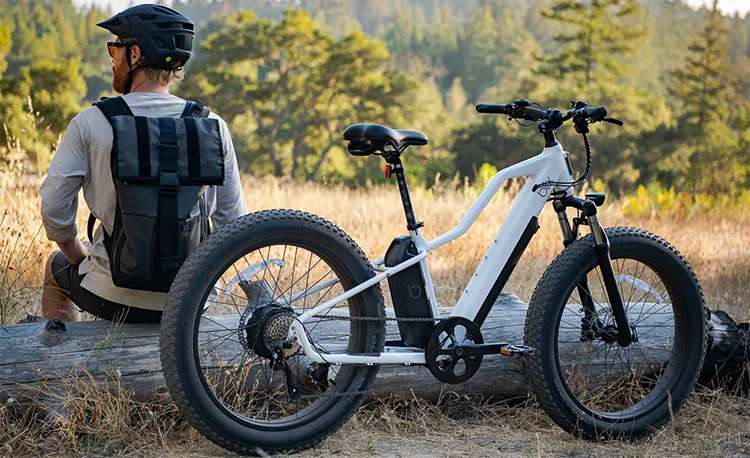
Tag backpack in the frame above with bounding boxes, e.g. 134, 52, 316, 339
89, 96, 225, 293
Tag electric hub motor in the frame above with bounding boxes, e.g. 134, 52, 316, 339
240, 304, 298, 359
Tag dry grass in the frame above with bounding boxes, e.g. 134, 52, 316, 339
2, 168, 750, 457
4, 387, 750, 457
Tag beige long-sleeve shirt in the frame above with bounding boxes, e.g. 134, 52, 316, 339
40, 92, 247, 310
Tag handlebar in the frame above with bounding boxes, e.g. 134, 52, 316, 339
476, 102, 547, 121
474, 99, 623, 192
475, 99, 622, 128
581, 106, 607, 120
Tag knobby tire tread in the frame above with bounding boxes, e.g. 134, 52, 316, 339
160, 209, 385, 455
524, 226, 708, 440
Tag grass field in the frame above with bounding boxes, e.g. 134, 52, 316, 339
2, 170, 750, 457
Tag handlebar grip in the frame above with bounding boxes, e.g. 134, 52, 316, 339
582, 106, 607, 119
476, 104, 511, 115
519, 107, 547, 120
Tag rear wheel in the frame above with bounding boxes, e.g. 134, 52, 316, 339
525, 227, 707, 440
160, 210, 385, 455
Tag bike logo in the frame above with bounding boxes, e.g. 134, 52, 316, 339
409, 284, 422, 299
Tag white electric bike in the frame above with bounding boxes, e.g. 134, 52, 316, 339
160, 100, 707, 455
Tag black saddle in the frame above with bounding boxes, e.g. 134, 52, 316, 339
343, 123, 428, 156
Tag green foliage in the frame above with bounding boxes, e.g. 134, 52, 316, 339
179, 9, 448, 182
0, 0, 748, 196
0, 26, 11, 77
667, 0, 748, 193
670, 0, 738, 135
621, 183, 750, 218
536, 0, 646, 88
0, 0, 110, 165
474, 163, 498, 191
0, 59, 85, 172
13, 59, 86, 132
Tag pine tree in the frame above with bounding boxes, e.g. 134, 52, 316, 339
537, 0, 646, 88
670, 0, 736, 138
445, 77, 469, 120
457, 3, 501, 102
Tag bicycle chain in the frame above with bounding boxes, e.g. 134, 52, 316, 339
311, 314, 445, 322
293, 314, 447, 400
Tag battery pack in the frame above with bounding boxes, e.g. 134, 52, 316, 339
384, 236, 433, 348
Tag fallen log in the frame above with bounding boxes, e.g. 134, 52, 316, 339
0, 293, 746, 403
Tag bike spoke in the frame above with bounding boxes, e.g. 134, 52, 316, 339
556, 253, 678, 415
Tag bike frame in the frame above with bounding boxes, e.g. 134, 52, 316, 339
287, 142, 576, 365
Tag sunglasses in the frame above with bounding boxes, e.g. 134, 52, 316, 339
107, 41, 127, 58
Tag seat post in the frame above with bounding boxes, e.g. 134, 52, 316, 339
384, 151, 424, 232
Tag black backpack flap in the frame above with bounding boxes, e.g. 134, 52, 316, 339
89, 96, 221, 293
111, 182, 206, 292
110, 115, 224, 185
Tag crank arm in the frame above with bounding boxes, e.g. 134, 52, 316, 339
451, 342, 508, 357
449, 342, 536, 358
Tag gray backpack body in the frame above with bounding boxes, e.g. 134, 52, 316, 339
90, 97, 225, 292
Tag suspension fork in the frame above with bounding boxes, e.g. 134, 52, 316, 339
554, 201, 601, 341
555, 197, 632, 347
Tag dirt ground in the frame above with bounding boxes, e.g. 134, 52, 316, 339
13, 391, 747, 458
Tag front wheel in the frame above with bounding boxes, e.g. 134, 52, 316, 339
524, 227, 707, 440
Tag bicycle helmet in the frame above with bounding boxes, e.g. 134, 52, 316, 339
98, 4, 194, 92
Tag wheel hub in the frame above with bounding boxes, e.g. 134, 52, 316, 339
243, 305, 298, 359
598, 324, 617, 344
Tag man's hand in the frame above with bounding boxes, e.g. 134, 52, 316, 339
58, 238, 93, 266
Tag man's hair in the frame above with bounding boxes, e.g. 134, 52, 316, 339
143, 65, 185, 86
134, 52, 184, 86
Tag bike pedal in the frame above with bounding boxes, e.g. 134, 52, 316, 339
499, 344, 535, 357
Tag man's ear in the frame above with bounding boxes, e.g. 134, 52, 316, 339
129, 45, 143, 66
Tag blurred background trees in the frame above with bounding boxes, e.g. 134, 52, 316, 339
0, 0, 748, 195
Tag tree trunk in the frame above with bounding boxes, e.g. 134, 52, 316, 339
0, 293, 745, 403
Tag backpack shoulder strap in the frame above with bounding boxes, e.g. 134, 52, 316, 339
88, 97, 134, 243
87, 213, 97, 243
181, 99, 215, 180
93, 96, 134, 125
180, 99, 211, 119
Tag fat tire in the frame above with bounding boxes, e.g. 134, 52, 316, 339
160, 209, 386, 455
524, 227, 708, 440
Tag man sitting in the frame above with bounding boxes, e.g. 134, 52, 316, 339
39, 4, 246, 323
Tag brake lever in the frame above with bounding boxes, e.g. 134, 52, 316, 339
603, 117, 623, 126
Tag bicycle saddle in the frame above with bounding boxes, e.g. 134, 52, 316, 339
343, 123, 428, 156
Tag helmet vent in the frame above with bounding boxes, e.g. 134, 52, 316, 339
157, 21, 187, 30
138, 14, 157, 21
174, 35, 185, 49
155, 37, 167, 49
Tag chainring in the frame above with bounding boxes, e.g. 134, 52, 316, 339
425, 317, 483, 384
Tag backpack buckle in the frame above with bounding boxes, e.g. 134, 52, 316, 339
159, 171, 179, 194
